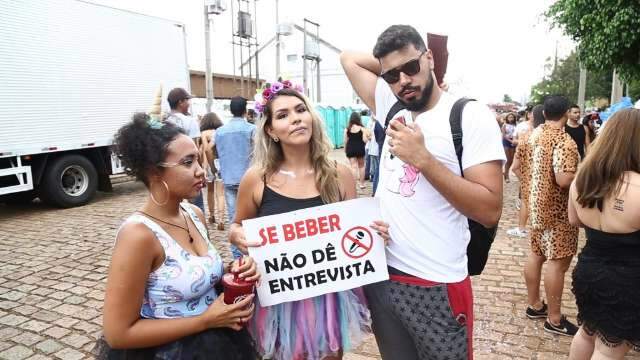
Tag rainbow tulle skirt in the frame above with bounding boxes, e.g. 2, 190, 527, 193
248, 288, 371, 360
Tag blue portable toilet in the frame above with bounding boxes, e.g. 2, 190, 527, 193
317, 106, 338, 148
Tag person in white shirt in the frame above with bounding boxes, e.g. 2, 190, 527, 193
165, 88, 204, 213
507, 107, 535, 238
165, 88, 201, 140
514, 107, 534, 145
366, 114, 381, 193
341, 25, 504, 359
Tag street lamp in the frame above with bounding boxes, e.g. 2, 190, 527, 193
204, 0, 227, 113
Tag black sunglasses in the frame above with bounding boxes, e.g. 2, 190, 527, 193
380, 51, 426, 84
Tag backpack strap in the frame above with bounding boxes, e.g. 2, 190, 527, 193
449, 98, 476, 175
379, 100, 407, 158
384, 100, 406, 131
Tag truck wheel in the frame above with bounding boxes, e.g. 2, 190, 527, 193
41, 155, 98, 208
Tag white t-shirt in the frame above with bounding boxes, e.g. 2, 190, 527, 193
515, 121, 531, 139
374, 78, 505, 282
166, 112, 201, 139
367, 119, 380, 157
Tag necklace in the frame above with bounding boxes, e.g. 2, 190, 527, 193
137, 210, 194, 243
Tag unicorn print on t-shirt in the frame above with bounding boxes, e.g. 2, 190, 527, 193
381, 112, 420, 197
384, 158, 420, 197
398, 164, 420, 196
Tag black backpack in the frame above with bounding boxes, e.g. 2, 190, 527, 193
381, 98, 497, 275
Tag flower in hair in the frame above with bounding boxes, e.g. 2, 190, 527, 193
262, 87, 272, 99
254, 102, 265, 114
253, 78, 302, 115
270, 81, 284, 93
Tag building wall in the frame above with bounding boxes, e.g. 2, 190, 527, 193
190, 71, 264, 99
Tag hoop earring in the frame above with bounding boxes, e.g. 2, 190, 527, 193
149, 180, 170, 206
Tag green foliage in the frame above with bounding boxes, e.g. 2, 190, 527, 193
629, 78, 640, 100
529, 51, 611, 105
546, 0, 640, 82
502, 94, 513, 103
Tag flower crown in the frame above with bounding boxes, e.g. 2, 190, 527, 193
254, 79, 304, 114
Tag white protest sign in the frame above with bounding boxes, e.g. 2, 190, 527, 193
244, 197, 389, 306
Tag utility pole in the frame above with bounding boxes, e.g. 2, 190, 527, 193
577, 64, 587, 110
553, 40, 558, 73
231, 0, 237, 94
611, 69, 624, 104
302, 18, 320, 101
204, 5, 213, 113
314, 23, 321, 102
275, 0, 280, 79
254, 0, 259, 86
204, 0, 226, 112
316, 58, 321, 102
303, 21, 308, 97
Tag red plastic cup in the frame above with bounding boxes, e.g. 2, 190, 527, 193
222, 258, 255, 305
222, 273, 255, 305
394, 115, 406, 126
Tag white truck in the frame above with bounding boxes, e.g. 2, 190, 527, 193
0, 0, 191, 207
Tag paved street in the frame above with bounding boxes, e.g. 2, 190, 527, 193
0, 151, 638, 359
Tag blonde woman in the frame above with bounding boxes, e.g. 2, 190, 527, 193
229, 81, 390, 359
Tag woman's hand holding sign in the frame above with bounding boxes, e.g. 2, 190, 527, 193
370, 220, 391, 245
229, 223, 249, 254
229, 223, 263, 255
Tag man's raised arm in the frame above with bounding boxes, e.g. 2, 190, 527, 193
340, 51, 381, 113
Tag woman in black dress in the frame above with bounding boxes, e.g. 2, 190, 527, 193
344, 112, 370, 189
568, 108, 640, 359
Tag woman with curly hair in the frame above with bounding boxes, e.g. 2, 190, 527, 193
100, 112, 260, 359
230, 81, 390, 359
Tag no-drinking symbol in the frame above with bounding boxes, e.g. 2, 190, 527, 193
341, 226, 374, 259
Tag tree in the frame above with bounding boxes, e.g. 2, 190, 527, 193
629, 78, 640, 100
502, 94, 513, 103
529, 51, 611, 105
546, 0, 640, 82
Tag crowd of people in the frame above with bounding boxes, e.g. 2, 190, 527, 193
498, 96, 639, 358
96, 24, 639, 360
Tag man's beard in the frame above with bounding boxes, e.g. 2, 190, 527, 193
396, 71, 435, 112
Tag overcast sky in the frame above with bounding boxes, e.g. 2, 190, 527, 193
87, 0, 574, 104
